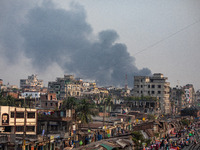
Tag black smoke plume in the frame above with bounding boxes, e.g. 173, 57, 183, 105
1, 1, 151, 87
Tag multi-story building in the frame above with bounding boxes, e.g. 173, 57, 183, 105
195, 89, 200, 107
183, 84, 195, 105
20, 74, 43, 90
170, 86, 185, 114
0, 106, 37, 136
133, 73, 170, 114
48, 75, 81, 100
40, 93, 58, 109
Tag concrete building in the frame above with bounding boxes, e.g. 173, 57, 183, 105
170, 87, 186, 114
183, 84, 195, 105
48, 75, 81, 100
133, 73, 170, 114
195, 89, 200, 107
20, 74, 43, 90
20, 91, 41, 99
0, 106, 37, 136
40, 93, 58, 109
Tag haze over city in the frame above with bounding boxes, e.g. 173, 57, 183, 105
0, 0, 200, 89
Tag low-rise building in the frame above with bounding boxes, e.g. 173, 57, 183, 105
0, 106, 37, 136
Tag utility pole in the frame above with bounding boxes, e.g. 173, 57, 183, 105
23, 97, 27, 150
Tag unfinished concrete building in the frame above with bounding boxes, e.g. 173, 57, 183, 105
133, 73, 171, 114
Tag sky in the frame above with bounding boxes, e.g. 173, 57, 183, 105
0, 0, 200, 90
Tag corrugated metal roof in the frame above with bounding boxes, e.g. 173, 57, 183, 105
100, 143, 114, 150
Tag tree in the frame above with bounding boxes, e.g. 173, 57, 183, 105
132, 131, 152, 150
103, 97, 113, 126
0, 92, 16, 106
132, 131, 145, 150
62, 97, 77, 111
76, 99, 98, 125
6, 95, 16, 106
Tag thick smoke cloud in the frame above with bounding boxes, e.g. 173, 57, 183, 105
1, 1, 151, 87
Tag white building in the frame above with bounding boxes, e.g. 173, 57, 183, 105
21, 92, 41, 99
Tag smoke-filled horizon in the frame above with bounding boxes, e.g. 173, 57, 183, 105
0, 1, 151, 87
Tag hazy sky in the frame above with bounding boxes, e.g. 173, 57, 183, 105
0, 0, 200, 89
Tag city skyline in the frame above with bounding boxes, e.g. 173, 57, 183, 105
0, 0, 200, 89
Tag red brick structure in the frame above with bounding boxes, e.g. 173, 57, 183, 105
40, 93, 58, 109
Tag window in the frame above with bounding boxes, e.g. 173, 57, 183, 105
26, 126, 35, 132
16, 126, 24, 132
158, 91, 161, 94
50, 103, 53, 106
141, 85, 143, 88
148, 85, 150, 88
16, 112, 24, 118
151, 91, 155, 94
2, 114, 9, 125
152, 85, 155, 88
11, 112, 14, 118
46, 103, 48, 106
158, 85, 161, 88
148, 91, 150, 94
27, 112, 35, 118
141, 91, 143, 94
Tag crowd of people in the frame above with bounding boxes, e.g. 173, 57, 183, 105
144, 123, 200, 150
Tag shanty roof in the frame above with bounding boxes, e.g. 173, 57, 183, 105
100, 143, 114, 150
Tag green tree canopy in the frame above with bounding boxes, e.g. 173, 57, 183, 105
76, 99, 98, 124
61, 97, 77, 110
0, 92, 16, 106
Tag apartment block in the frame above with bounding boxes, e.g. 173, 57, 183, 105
40, 93, 58, 109
183, 84, 195, 105
170, 87, 186, 114
20, 74, 43, 90
48, 75, 81, 100
133, 73, 170, 114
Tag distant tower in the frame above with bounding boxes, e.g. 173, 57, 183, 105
125, 74, 128, 90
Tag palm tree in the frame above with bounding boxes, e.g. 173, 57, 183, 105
62, 97, 77, 111
103, 97, 112, 126
76, 99, 98, 125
